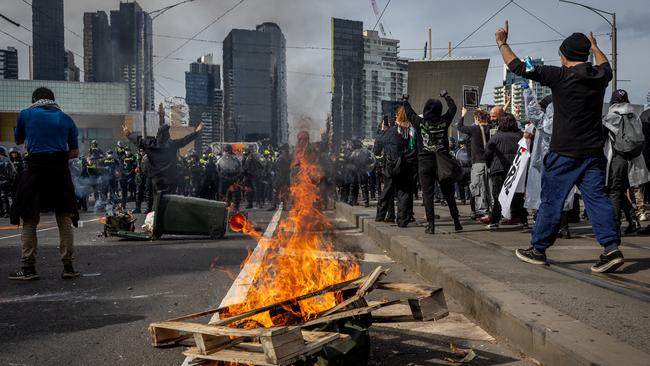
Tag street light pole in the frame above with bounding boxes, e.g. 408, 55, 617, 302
559, 0, 617, 91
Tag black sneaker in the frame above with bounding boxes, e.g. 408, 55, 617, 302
591, 250, 624, 273
62, 264, 80, 279
515, 247, 547, 265
454, 220, 463, 232
424, 225, 435, 234
9, 267, 39, 281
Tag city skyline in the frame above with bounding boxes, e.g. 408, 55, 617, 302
2, 0, 649, 139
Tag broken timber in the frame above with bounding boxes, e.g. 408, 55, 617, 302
149, 266, 448, 366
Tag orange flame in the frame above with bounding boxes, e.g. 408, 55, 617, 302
221, 139, 361, 328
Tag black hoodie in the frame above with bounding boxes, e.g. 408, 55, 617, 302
128, 125, 199, 181
403, 95, 457, 156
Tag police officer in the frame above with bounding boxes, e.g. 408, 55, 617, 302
217, 145, 242, 209
102, 150, 119, 203
134, 149, 148, 213
271, 144, 291, 210
348, 140, 375, 207
119, 148, 136, 208
243, 146, 267, 208
0, 147, 16, 217
88, 140, 103, 161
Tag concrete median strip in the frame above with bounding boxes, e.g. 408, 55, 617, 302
336, 203, 650, 366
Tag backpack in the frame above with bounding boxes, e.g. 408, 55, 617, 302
612, 112, 646, 159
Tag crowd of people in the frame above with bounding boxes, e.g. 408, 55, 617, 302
354, 24, 650, 274
6, 24, 650, 280
65, 133, 291, 215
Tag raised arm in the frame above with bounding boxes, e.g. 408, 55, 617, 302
402, 99, 423, 127
456, 107, 472, 134
496, 21, 518, 66
441, 91, 457, 127
588, 32, 609, 66
171, 123, 203, 149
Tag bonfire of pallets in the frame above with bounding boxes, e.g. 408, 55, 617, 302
148, 266, 448, 366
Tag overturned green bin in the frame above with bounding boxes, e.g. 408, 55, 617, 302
111, 192, 228, 240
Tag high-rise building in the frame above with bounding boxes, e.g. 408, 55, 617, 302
256, 23, 288, 146
163, 96, 189, 126
494, 58, 551, 122
110, 1, 154, 111
330, 18, 364, 152
32, 0, 65, 80
0, 47, 19, 79
83, 11, 112, 82
64, 50, 80, 81
362, 30, 407, 138
185, 54, 221, 150
223, 23, 288, 146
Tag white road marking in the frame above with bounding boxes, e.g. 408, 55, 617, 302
0, 218, 100, 241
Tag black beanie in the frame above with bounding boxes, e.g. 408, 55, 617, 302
559, 33, 591, 62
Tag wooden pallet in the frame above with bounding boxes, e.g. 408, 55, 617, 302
149, 266, 448, 365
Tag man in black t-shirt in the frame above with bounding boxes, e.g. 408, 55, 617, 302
495, 21, 622, 273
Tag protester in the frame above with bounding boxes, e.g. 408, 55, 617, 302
124, 123, 202, 196
348, 139, 375, 207
403, 92, 463, 233
374, 106, 418, 227
454, 138, 472, 207
482, 113, 526, 229
603, 89, 649, 234
522, 81, 576, 238
496, 22, 624, 272
0, 147, 16, 218
457, 108, 492, 219
374, 119, 396, 222
9, 87, 80, 280
639, 91, 650, 234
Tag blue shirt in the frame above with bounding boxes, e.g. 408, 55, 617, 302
15, 107, 79, 154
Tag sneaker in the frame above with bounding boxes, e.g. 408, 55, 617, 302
454, 220, 463, 232
557, 227, 571, 239
9, 267, 39, 281
479, 215, 492, 225
639, 213, 647, 222
424, 225, 435, 234
384, 217, 396, 223
515, 247, 547, 265
62, 264, 80, 279
591, 250, 624, 273
624, 221, 640, 235
485, 223, 499, 230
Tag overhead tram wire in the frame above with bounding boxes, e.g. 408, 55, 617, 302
437, 0, 514, 60
0, 28, 30, 47
154, 0, 245, 67
372, 0, 392, 31
20, 0, 83, 40
511, 1, 564, 38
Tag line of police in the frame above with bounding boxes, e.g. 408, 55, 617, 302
66, 139, 292, 213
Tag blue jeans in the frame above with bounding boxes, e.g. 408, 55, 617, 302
532, 152, 619, 253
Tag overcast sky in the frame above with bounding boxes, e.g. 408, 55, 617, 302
2, 0, 649, 134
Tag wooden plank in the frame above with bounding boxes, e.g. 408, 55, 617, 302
375, 282, 442, 297
184, 346, 273, 366
183, 332, 349, 366
260, 327, 305, 364
193, 333, 238, 355
209, 275, 366, 326
150, 321, 291, 338
149, 325, 186, 347
321, 266, 388, 317
408, 289, 449, 321
303, 299, 402, 327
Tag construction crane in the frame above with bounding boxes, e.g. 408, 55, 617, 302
370, 0, 391, 37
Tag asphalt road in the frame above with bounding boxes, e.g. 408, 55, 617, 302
0, 207, 527, 366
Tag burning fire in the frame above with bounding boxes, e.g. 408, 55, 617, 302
222, 137, 361, 328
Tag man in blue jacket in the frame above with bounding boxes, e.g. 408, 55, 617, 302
10, 87, 80, 280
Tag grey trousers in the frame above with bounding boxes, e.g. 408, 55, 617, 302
470, 163, 491, 215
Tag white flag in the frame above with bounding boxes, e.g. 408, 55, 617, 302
499, 138, 531, 220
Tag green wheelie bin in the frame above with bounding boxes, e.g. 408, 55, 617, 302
151, 192, 228, 240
